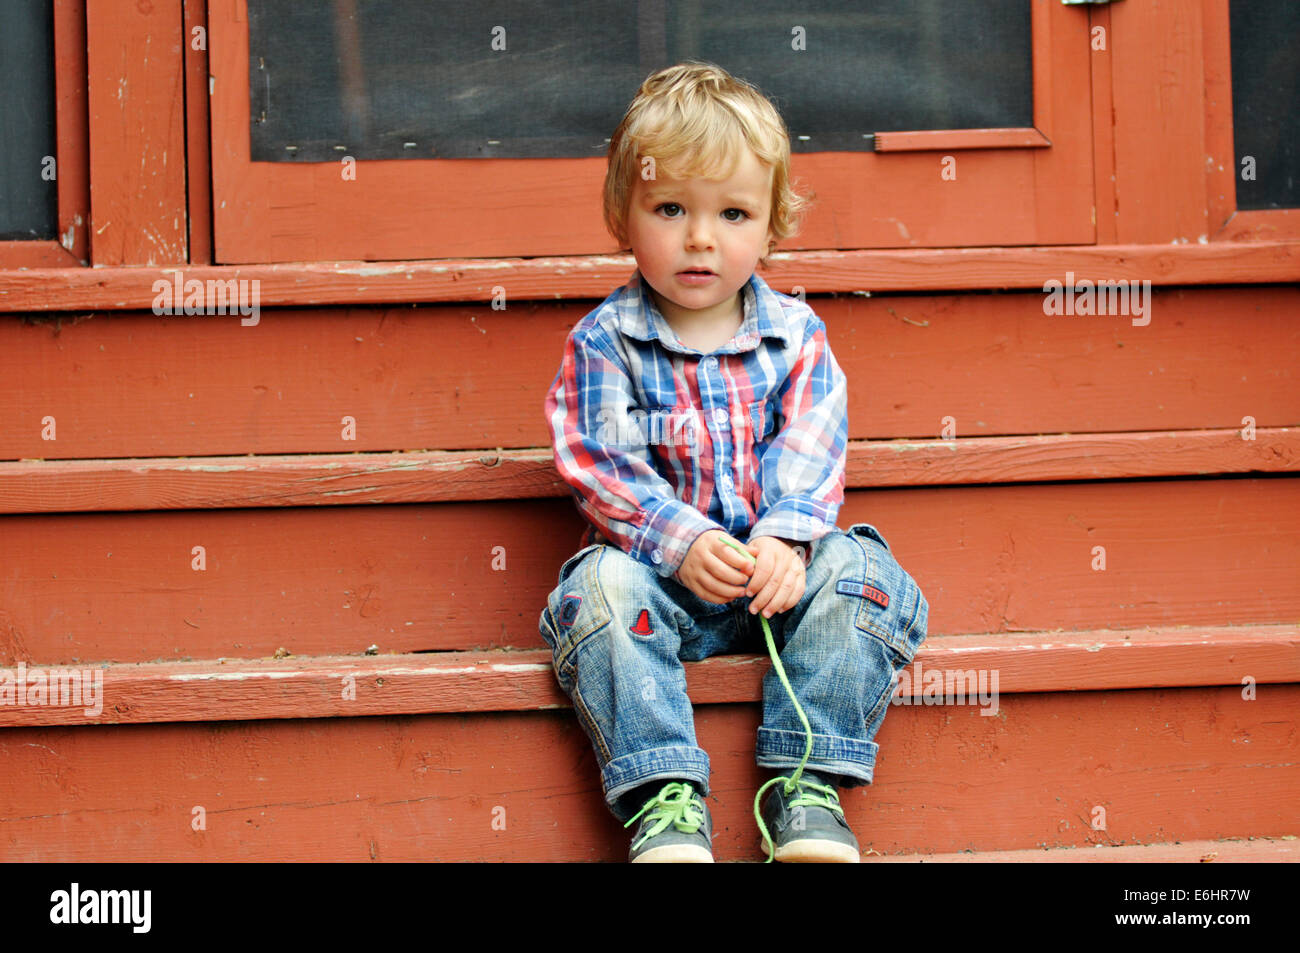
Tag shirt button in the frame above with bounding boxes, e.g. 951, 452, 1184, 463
713, 407, 728, 424
703, 356, 716, 368
651, 549, 663, 564
720, 474, 733, 489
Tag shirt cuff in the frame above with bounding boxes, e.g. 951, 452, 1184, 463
632, 498, 723, 579
749, 497, 838, 552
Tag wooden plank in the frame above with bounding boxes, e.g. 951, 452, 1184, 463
0, 626, 1295, 727
1109, 0, 1209, 243
872, 129, 1050, 152
0, 428, 1297, 514
85, 0, 187, 264
1088, 3, 1117, 246
868, 837, 1300, 862
183, 0, 213, 265
52, 0, 90, 265
1, 478, 1297, 662
1, 285, 1296, 460
3, 242, 1298, 312
1, 683, 1295, 860
1201, 0, 1236, 241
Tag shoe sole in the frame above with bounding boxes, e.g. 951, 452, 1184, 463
762, 838, 861, 863
631, 843, 715, 863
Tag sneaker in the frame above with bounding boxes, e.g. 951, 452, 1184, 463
758, 770, 860, 863
624, 781, 714, 863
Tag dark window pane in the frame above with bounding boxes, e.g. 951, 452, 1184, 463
247, 0, 1032, 162
1230, 0, 1300, 209
0, 0, 58, 240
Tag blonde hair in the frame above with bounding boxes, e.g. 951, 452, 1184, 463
603, 61, 813, 270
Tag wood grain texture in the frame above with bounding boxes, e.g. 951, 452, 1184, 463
4, 244, 1299, 312
868, 837, 1300, 862
0, 625, 1295, 728
1, 478, 1297, 663
1110, 0, 1209, 244
1088, 4, 1118, 246
183, 0, 212, 265
1, 285, 1296, 460
0, 428, 1296, 515
1, 683, 1295, 860
86, 0, 187, 264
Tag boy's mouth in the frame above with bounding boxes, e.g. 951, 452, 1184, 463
678, 268, 715, 275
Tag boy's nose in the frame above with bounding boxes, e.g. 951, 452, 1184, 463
686, 226, 715, 250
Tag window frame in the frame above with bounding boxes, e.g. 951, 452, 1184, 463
1201, 0, 1300, 242
207, 0, 1098, 264
0, 0, 88, 268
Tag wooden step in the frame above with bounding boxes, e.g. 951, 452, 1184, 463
2, 625, 1296, 860
0, 625, 1296, 727
2, 476, 1297, 663
3, 284, 1296, 460
866, 836, 1299, 862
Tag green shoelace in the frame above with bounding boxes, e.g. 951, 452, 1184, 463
719, 536, 845, 863
624, 781, 705, 851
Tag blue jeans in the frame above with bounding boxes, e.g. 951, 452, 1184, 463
537, 523, 929, 822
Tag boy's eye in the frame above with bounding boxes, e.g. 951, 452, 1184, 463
656, 203, 749, 222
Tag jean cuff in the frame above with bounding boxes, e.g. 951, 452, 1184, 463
755, 727, 878, 788
602, 745, 712, 821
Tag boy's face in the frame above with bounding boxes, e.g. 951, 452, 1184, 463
626, 147, 776, 329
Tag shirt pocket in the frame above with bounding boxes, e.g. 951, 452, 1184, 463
749, 399, 777, 442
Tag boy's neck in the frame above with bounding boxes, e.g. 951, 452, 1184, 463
648, 286, 744, 334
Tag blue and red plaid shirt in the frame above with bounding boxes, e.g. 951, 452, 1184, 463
544, 269, 848, 579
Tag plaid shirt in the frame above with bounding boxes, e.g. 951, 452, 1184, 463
544, 269, 848, 579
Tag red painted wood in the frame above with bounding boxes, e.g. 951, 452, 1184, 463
0, 683, 1294, 860
1, 427, 1296, 515
86, 0, 187, 264
0, 626, 1294, 728
870, 837, 1300, 862
183, 0, 213, 265
3, 244, 1298, 313
0, 0, 89, 269
870, 128, 1050, 152
1, 286, 1295, 460
205, 0, 1096, 262
1110, 0, 1209, 244
1, 478, 1296, 663
1200, 0, 1300, 243
1088, 4, 1118, 246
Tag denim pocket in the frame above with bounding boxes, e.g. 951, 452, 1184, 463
544, 544, 612, 678
844, 523, 927, 666
557, 542, 605, 587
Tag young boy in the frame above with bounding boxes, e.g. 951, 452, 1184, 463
539, 61, 929, 862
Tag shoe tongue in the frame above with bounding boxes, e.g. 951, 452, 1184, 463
796, 770, 827, 787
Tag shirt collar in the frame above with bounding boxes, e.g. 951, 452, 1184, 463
617, 269, 791, 354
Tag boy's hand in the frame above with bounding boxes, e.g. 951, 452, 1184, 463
742, 535, 806, 619
674, 529, 755, 605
